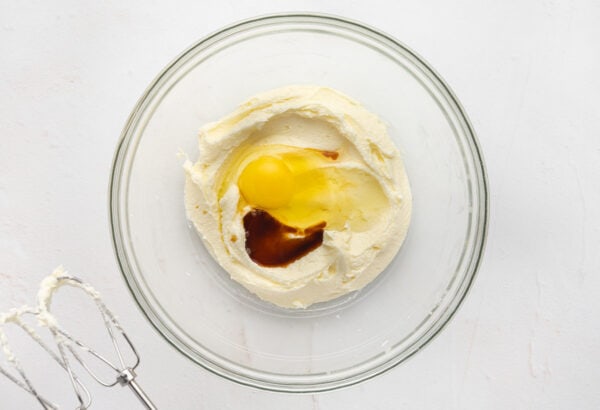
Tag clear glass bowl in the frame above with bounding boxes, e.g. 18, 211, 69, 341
109, 13, 488, 392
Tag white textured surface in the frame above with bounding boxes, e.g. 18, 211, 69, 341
1, 1, 599, 408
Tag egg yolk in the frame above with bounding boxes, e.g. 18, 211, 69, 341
238, 156, 295, 209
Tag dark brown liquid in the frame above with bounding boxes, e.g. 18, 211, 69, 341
320, 150, 339, 160
243, 209, 326, 267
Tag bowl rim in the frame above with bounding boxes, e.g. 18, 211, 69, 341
109, 12, 489, 393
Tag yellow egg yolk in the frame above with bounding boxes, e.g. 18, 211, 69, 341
238, 156, 295, 209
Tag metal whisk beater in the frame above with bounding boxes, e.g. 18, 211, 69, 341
0, 268, 157, 409
0, 307, 91, 410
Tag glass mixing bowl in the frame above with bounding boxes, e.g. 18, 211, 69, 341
109, 13, 488, 392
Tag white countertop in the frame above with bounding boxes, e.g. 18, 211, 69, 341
2, 1, 599, 408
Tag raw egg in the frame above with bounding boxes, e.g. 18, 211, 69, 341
233, 145, 389, 232
218, 143, 390, 267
